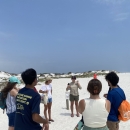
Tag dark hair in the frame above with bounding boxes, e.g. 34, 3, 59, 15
105, 72, 119, 86
71, 76, 76, 79
87, 79, 102, 95
1, 82, 17, 98
21, 68, 37, 85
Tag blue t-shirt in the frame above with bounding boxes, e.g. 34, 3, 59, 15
14, 87, 42, 130
107, 86, 126, 122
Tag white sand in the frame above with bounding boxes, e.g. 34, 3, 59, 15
0, 73, 130, 130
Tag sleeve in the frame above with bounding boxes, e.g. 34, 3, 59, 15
107, 92, 113, 104
40, 85, 46, 91
31, 94, 41, 114
50, 84, 52, 89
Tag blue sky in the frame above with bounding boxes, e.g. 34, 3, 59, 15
0, 0, 130, 74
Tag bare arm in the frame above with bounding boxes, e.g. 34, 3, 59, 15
105, 99, 111, 113
32, 113, 48, 124
76, 81, 82, 89
66, 84, 71, 91
39, 90, 47, 94
10, 89, 18, 97
78, 99, 85, 114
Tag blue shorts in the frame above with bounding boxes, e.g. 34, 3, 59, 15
7, 111, 16, 127
48, 98, 52, 103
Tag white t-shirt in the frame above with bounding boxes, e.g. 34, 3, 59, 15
40, 84, 52, 98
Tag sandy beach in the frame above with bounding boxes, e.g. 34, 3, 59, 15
0, 73, 130, 130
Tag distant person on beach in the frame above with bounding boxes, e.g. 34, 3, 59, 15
66, 76, 82, 117
1, 76, 20, 130
14, 68, 49, 130
78, 79, 109, 130
105, 72, 126, 130
93, 73, 97, 79
39, 77, 54, 122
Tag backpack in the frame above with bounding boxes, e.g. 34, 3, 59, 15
118, 100, 130, 121
0, 91, 7, 113
115, 89, 130, 121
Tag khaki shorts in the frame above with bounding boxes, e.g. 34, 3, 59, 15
107, 121, 119, 130
69, 94, 79, 101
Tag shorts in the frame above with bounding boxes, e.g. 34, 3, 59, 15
7, 111, 16, 127
69, 94, 79, 101
83, 125, 109, 130
107, 120, 119, 130
48, 98, 52, 103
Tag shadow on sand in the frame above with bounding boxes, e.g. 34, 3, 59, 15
60, 113, 70, 116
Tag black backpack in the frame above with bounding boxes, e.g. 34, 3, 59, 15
0, 91, 7, 113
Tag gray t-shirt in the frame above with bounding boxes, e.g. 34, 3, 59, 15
68, 82, 82, 96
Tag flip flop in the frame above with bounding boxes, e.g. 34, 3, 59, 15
71, 114, 74, 117
49, 119, 54, 122
76, 114, 80, 117
48, 121, 51, 124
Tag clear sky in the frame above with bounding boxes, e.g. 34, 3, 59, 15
0, 0, 130, 74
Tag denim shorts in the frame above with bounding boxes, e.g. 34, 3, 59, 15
48, 98, 52, 103
7, 111, 16, 127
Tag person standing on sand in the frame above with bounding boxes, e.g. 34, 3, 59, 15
78, 79, 109, 130
93, 73, 97, 79
66, 76, 82, 117
14, 68, 49, 130
39, 77, 54, 122
1, 76, 21, 130
105, 72, 126, 130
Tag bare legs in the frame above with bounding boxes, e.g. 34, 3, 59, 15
70, 101, 74, 117
75, 101, 79, 117
48, 103, 52, 120
70, 101, 79, 117
44, 102, 54, 121
44, 105, 48, 120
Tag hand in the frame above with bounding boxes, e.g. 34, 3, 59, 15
45, 90, 48, 94
68, 85, 71, 89
103, 94, 108, 98
76, 81, 79, 85
43, 123, 49, 130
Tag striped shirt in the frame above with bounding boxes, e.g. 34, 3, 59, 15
6, 92, 16, 113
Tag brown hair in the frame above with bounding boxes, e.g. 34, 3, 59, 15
1, 82, 17, 98
45, 81, 50, 84
71, 76, 76, 79
87, 79, 102, 95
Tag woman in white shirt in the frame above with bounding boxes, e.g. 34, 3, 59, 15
39, 77, 54, 122
78, 79, 110, 130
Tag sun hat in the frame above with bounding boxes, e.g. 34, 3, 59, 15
9, 76, 21, 84
45, 77, 52, 82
